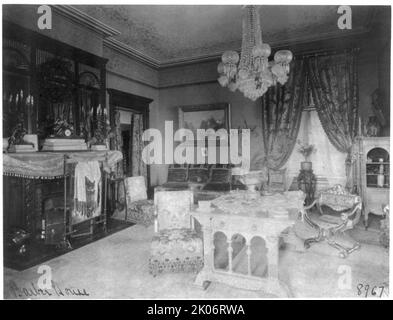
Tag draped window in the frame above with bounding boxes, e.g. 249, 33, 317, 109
261, 51, 359, 190
307, 51, 359, 189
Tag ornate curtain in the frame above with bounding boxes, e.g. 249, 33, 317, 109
307, 52, 359, 189
130, 112, 147, 179
110, 110, 124, 178
261, 59, 307, 169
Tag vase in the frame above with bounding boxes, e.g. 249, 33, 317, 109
238, 170, 265, 192
301, 161, 312, 171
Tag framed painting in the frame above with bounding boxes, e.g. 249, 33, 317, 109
178, 103, 231, 136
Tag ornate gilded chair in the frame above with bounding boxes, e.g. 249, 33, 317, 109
149, 189, 203, 276
380, 204, 389, 248
297, 184, 362, 258
123, 176, 154, 227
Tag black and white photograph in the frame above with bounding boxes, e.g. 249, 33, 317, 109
0, 1, 391, 302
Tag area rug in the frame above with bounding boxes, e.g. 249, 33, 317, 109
4, 222, 389, 299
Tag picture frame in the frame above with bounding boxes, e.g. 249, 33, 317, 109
178, 103, 231, 138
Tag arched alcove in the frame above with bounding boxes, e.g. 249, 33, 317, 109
250, 236, 268, 278
366, 147, 390, 188
79, 71, 100, 89
213, 231, 228, 270
230, 233, 247, 275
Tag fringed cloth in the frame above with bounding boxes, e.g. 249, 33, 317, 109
3, 153, 65, 179
73, 161, 102, 220
3, 151, 123, 179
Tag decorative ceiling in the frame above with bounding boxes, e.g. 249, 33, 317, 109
76, 5, 374, 65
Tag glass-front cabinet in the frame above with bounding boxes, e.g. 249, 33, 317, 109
358, 137, 390, 228
366, 147, 390, 188
3, 21, 107, 144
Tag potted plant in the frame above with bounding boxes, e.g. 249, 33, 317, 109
297, 140, 316, 171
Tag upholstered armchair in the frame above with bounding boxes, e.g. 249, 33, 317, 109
123, 176, 155, 227
149, 189, 203, 276
296, 184, 362, 258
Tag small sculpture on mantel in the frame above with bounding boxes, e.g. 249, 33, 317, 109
51, 118, 75, 138
7, 91, 35, 152
365, 116, 381, 137
88, 105, 110, 151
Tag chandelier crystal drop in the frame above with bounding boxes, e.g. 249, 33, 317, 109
218, 6, 293, 101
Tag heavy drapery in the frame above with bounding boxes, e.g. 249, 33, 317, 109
130, 112, 147, 179
261, 59, 307, 169
307, 52, 359, 189
110, 110, 124, 179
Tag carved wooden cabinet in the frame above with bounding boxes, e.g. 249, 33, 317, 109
357, 137, 390, 228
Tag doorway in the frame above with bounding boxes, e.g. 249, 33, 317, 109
118, 109, 144, 176
108, 89, 152, 186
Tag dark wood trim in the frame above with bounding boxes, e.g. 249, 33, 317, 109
107, 88, 153, 111
30, 40, 37, 133
73, 61, 80, 135
3, 20, 108, 69
3, 20, 109, 139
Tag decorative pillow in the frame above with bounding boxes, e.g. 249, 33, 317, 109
188, 167, 209, 183
124, 176, 147, 203
210, 168, 231, 183
167, 167, 188, 183
155, 190, 194, 230
202, 182, 231, 192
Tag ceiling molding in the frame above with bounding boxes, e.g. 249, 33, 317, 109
52, 5, 121, 38
158, 27, 372, 69
70, 5, 375, 70
104, 37, 160, 69
105, 27, 372, 70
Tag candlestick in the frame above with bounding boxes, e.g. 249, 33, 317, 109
26, 94, 32, 134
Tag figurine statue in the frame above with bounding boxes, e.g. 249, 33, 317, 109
365, 116, 381, 137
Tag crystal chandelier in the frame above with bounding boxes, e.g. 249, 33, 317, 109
217, 6, 293, 101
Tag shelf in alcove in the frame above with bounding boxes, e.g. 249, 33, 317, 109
366, 162, 390, 165
366, 184, 390, 189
